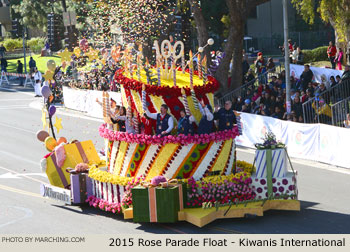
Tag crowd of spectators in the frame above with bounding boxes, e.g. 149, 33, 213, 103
225, 51, 350, 124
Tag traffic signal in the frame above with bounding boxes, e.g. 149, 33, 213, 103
47, 13, 64, 51
11, 19, 19, 38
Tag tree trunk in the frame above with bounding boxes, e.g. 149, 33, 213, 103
187, 0, 212, 66
215, 0, 245, 95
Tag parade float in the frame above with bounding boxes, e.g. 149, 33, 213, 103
37, 39, 300, 228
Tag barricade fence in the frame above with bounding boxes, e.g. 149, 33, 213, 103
218, 65, 282, 106
331, 97, 350, 127
302, 79, 350, 125
0, 70, 34, 88
236, 112, 350, 169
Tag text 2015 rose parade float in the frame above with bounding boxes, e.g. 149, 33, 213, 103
38, 40, 300, 227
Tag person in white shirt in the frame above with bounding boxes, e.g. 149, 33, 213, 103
33, 67, 42, 97
145, 104, 174, 136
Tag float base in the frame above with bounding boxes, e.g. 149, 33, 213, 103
177, 200, 300, 228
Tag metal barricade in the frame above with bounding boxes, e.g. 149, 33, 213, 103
302, 79, 350, 124
331, 97, 350, 127
218, 66, 281, 106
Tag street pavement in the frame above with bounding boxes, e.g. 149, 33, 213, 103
0, 83, 350, 234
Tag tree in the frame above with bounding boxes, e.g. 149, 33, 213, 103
292, 0, 350, 47
11, 0, 62, 30
11, 0, 90, 32
188, 0, 270, 95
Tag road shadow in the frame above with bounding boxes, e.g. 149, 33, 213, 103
50, 200, 350, 234
203, 200, 350, 234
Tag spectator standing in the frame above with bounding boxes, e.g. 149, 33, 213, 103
292, 96, 303, 118
29, 57, 36, 76
33, 67, 42, 97
336, 75, 341, 84
340, 65, 350, 82
296, 47, 304, 65
0, 44, 6, 58
327, 41, 337, 69
335, 48, 343, 70
1, 57, 8, 72
242, 56, 250, 79
266, 58, 275, 73
344, 113, 350, 128
17, 60, 23, 86
291, 46, 299, 64
299, 65, 314, 92
244, 69, 255, 84
254, 52, 266, 83
330, 76, 337, 88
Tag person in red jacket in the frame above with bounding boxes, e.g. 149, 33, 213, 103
327, 41, 337, 69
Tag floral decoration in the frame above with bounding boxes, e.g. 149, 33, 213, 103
121, 176, 144, 209
255, 131, 285, 150
186, 174, 256, 207
89, 165, 134, 186
86, 195, 122, 214
99, 124, 239, 146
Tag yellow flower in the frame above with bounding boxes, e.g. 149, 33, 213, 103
88, 166, 133, 186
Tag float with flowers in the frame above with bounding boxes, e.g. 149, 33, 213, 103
38, 39, 300, 228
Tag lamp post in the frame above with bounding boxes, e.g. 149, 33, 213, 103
283, 0, 291, 114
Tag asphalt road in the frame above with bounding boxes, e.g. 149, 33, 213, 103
0, 84, 350, 234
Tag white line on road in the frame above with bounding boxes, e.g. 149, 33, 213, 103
0, 122, 36, 134
0, 98, 35, 101
0, 87, 34, 96
0, 106, 31, 110
0, 206, 34, 229
0, 172, 46, 179
0, 165, 47, 184
0, 105, 31, 108
0, 150, 38, 166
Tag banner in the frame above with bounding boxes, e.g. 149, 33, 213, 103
62, 86, 122, 119
290, 64, 343, 85
236, 112, 350, 169
280, 120, 319, 161
236, 113, 283, 148
318, 124, 350, 168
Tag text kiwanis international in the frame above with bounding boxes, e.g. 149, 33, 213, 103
109, 237, 346, 247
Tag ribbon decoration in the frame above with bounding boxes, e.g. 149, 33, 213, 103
75, 142, 89, 164
266, 149, 273, 198
51, 152, 69, 188
143, 179, 184, 223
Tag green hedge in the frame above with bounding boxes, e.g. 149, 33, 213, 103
27, 37, 45, 54
2, 39, 22, 51
302, 46, 328, 63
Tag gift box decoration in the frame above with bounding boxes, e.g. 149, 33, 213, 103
132, 184, 184, 223
69, 171, 93, 204
46, 140, 101, 188
251, 172, 298, 200
255, 148, 287, 178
